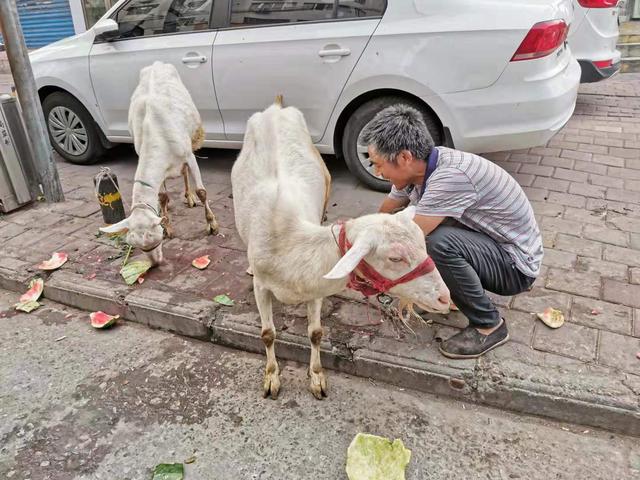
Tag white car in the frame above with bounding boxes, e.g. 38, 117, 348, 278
31, 0, 580, 191
568, 0, 621, 83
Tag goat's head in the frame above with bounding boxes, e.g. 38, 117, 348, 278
99, 208, 165, 266
324, 206, 450, 314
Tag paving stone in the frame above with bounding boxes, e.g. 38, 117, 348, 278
591, 154, 625, 167
574, 160, 607, 175
603, 244, 640, 266
606, 213, 640, 234
533, 321, 598, 362
530, 147, 561, 156
607, 188, 640, 204
512, 287, 571, 314
561, 149, 592, 161
609, 147, 640, 159
563, 207, 607, 225
553, 167, 588, 182
520, 164, 554, 176
541, 248, 576, 269
509, 153, 541, 164
570, 296, 632, 335
0, 222, 27, 240
533, 176, 569, 192
546, 268, 601, 298
541, 156, 575, 169
542, 230, 556, 249
522, 187, 548, 202
635, 309, 640, 337
503, 310, 535, 345
594, 136, 624, 148
577, 143, 609, 154
631, 267, 640, 285
582, 224, 629, 246
496, 161, 521, 174
631, 233, 640, 250
575, 256, 628, 281
540, 217, 582, 236
607, 166, 640, 180
626, 179, 640, 192
603, 280, 640, 308
546, 192, 586, 208
598, 331, 640, 373
589, 175, 624, 189
529, 201, 563, 217
568, 182, 606, 199
555, 233, 602, 258
513, 173, 534, 186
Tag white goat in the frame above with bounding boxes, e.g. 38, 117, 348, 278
231, 98, 450, 400
100, 61, 218, 264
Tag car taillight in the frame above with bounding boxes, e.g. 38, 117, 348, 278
577, 0, 617, 7
511, 20, 568, 62
594, 59, 613, 68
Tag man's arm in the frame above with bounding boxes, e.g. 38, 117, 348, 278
379, 196, 410, 214
413, 214, 445, 235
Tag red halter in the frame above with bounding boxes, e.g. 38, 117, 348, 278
337, 223, 436, 297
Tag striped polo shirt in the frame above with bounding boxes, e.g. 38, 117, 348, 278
389, 147, 543, 277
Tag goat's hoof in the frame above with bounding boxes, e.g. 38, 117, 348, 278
263, 371, 281, 400
163, 227, 174, 239
184, 192, 198, 208
206, 223, 219, 236
308, 369, 328, 400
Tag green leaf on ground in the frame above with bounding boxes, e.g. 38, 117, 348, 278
152, 463, 184, 480
213, 294, 235, 306
120, 260, 152, 285
14, 300, 41, 313
346, 433, 411, 480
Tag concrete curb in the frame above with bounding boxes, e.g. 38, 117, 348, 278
1, 263, 638, 436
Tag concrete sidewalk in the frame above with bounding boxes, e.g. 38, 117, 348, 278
1, 74, 640, 436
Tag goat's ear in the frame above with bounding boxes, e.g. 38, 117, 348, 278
323, 236, 372, 280
396, 205, 417, 221
99, 217, 130, 234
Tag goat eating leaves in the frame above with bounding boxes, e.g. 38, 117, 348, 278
231, 98, 450, 400
100, 62, 218, 265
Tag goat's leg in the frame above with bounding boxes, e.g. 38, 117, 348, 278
158, 190, 174, 239
186, 154, 219, 235
254, 278, 280, 399
307, 298, 328, 399
181, 163, 198, 208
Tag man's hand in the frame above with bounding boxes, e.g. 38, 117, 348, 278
413, 214, 445, 235
379, 197, 409, 214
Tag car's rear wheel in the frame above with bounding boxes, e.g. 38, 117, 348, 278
43, 92, 106, 164
342, 96, 442, 191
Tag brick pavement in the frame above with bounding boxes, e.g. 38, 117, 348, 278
1, 74, 639, 434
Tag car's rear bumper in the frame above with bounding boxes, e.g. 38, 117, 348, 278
439, 56, 581, 154
578, 59, 621, 83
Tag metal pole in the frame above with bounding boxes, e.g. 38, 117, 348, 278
0, 0, 65, 202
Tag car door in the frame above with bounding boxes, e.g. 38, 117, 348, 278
89, 0, 226, 140
213, 0, 386, 142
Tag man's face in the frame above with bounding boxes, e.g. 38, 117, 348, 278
368, 146, 413, 190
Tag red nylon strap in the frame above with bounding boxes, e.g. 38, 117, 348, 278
337, 223, 435, 297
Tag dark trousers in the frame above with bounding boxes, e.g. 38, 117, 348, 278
426, 225, 536, 328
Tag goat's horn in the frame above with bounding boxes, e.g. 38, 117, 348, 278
274, 94, 284, 107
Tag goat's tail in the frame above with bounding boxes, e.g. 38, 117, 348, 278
191, 124, 205, 152
274, 94, 284, 107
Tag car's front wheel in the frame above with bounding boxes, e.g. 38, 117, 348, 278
42, 91, 106, 164
342, 96, 442, 191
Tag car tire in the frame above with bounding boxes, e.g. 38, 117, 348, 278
342, 96, 442, 192
42, 92, 106, 165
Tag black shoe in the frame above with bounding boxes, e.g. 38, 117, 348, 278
439, 319, 509, 359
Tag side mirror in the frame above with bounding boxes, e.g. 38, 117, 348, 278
93, 18, 119, 40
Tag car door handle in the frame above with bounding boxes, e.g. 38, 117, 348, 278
318, 48, 351, 58
182, 55, 207, 64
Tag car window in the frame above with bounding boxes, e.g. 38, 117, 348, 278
229, 0, 385, 27
115, 0, 213, 38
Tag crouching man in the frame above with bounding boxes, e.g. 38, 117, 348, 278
361, 105, 542, 359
